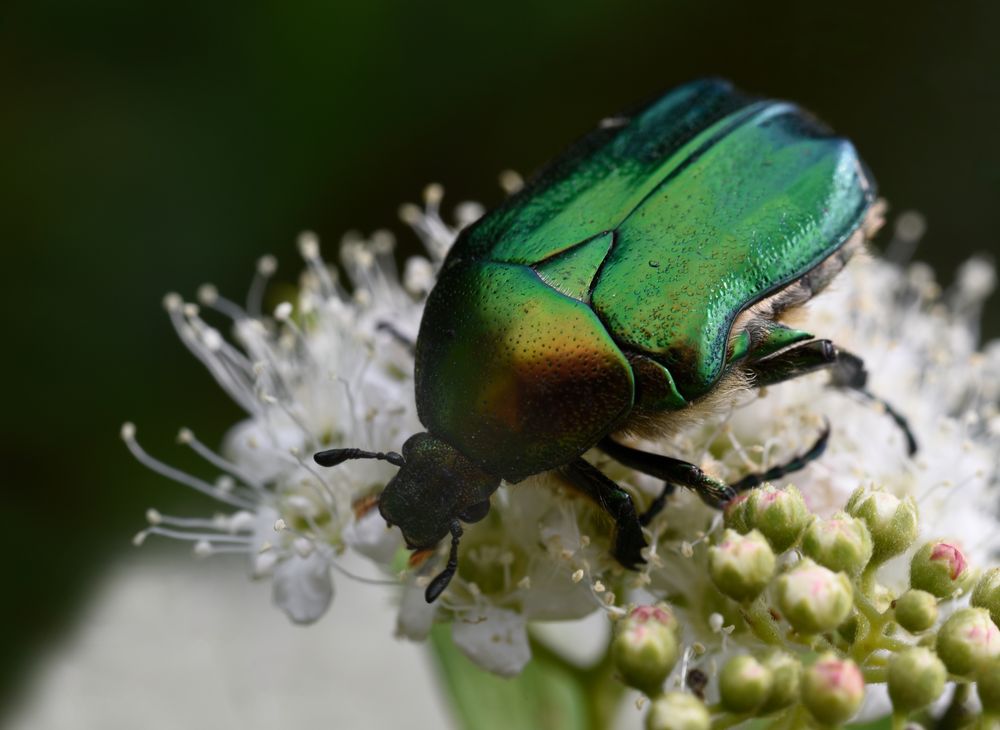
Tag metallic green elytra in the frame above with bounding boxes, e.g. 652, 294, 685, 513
315, 78, 908, 603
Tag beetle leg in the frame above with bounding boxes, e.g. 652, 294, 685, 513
375, 321, 416, 354
746, 339, 918, 455
728, 420, 831, 493
598, 437, 736, 515
559, 458, 647, 569
425, 519, 463, 603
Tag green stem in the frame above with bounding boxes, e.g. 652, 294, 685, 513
527, 631, 624, 730
710, 712, 751, 729
741, 595, 786, 647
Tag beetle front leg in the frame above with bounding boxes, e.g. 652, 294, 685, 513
559, 458, 647, 569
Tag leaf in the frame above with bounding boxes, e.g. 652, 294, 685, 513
429, 624, 589, 730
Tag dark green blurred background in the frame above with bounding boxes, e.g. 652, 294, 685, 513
4, 0, 999, 711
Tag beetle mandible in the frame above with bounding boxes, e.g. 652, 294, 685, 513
315, 79, 916, 602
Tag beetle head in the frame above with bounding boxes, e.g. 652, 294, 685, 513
378, 432, 500, 550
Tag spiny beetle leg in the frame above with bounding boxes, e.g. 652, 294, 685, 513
729, 420, 831, 493
598, 437, 735, 514
559, 458, 647, 569
746, 339, 918, 455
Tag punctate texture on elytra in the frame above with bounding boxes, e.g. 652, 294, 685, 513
416, 78, 875, 479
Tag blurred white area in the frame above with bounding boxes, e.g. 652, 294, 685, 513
3, 554, 451, 730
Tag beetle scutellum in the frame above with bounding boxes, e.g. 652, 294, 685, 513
314, 79, 916, 602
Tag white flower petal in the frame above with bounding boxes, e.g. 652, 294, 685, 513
451, 606, 530, 677
272, 551, 334, 625
344, 509, 401, 564
395, 581, 438, 641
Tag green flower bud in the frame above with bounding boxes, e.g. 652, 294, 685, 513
845, 486, 918, 564
887, 647, 947, 712
774, 559, 853, 634
645, 692, 710, 730
977, 657, 1000, 713
971, 567, 1000, 626
723, 492, 752, 534
894, 589, 939, 633
718, 654, 773, 713
800, 654, 865, 726
936, 607, 1000, 677
910, 540, 976, 598
745, 484, 811, 552
801, 512, 873, 576
612, 604, 680, 695
758, 650, 802, 714
708, 529, 776, 602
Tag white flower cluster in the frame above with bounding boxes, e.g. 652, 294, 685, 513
125, 188, 1000, 683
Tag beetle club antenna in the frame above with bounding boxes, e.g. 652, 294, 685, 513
425, 519, 463, 603
313, 448, 405, 468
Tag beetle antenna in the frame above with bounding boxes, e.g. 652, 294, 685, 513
425, 519, 463, 603
313, 448, 405, 468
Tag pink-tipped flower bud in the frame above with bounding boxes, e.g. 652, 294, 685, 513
723, 492, 752, 534
758, 650, 802, 714
971, 567, 1000, 627
845, 486, 919, 564
977, 657, 1000, 713
612, 604, 680, 696
708, 529, 776, 602
801, 512, 873, 576
800, 654, 865, 726
887, 647, 947, 712
936, 607, 1000, 677
745, 484, 811, 553
718, 654, 773, 713
645, 692, 710, 730
893, 589, 939, 634
774, 559, 853, 634
911, 540, 976, 598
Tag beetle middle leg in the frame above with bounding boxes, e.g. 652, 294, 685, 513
559, 457, 647, 569
599, 424, 832, 524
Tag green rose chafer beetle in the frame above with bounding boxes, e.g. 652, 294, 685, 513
316, 79, 915, 602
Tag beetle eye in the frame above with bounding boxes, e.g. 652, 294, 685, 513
458, 499, 491, 524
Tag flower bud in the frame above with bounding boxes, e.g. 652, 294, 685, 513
612, 604, 680, 695
800, 654, 865, 726
758, 650, 801, 714
845, 487, 919, 564
971, 566, 1000, 626
745, 484, 811, 552
910, 540, 976, 598
935, 607, 1000, 677
801, 512, 873, 576
887, 647, 947, 712
774, 559, 853, 634
645, 692, 710, 730
723, 492, 752, 534
719, 655, 773, 713
977, 657, 1000, 713
708, 529, 776, 602
894, 589, 939, 633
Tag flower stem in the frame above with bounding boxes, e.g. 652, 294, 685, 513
741, 595, 786, 647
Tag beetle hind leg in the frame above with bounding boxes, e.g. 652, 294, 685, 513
746, 339, 918, 455
559, 458, 647, 569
